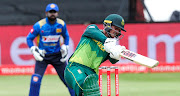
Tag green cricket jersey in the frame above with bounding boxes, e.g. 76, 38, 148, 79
69, 24, 118, 73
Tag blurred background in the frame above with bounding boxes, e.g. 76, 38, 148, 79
1, 0, 180, 25
0, 0, 180, 96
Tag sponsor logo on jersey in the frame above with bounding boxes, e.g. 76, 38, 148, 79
43, 43, 57, 46
33, 76, 38, 82
30, 28, 34, 34
56, 28, 62, 33
42, 35, 60, 42
92, 39, 105, 51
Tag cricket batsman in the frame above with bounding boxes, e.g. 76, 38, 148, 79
64, 14, 127, 96
26, 3, 75, 96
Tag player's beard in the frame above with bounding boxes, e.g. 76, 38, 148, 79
48, 15, 56, 21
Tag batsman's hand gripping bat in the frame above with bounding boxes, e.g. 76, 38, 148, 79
119, 49, 159, 68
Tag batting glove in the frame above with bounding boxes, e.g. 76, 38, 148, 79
60, 44, 69, 62
104, 38, 117, 53
109, 45, 126, 60
30, 46, 46, 61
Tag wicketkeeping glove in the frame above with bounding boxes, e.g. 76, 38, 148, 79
60, 44, 69, 62
30, 46, 46, 61
104, 38, 117, 53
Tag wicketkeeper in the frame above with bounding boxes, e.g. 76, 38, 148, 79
26, 3, 75, 96
64, 14, 127, 96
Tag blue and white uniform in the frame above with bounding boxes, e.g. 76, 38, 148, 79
27, 17, 69, 54
27, 17, 75, 96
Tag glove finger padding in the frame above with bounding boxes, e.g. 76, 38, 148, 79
116, 45, 126, 51
60, 44, 69, 62
60, 55, 68, 62
38, 50, 46, 57
104, 38, 117, 53
109, 45, 126, 60
33, 52, 44, 61
30, 46, 44, 61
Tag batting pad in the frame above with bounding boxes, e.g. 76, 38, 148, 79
29, 74, 42, 96
83, 74, 101, 96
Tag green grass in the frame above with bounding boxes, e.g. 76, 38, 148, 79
0, 73, 180, 96
102, 73, 180, 96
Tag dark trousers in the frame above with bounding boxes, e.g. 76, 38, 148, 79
34, 52, 75, 96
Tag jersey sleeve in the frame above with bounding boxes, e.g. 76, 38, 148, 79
82, 24, 107, 43
61, 22, 69, 45
26, 23, 40, 48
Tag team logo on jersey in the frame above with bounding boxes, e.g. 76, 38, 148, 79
33, 76, 38, 82
77, 69, 82, 74
42, 35, 60, 42
30, 28, 34, 34
56, 28, 62, 33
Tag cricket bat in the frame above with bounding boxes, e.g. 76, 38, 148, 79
119, 49, 159, 68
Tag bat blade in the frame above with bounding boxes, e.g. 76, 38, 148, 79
119, 49, 159, 68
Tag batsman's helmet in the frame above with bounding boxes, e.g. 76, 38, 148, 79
45, 3, 59, 12
103, 14, 126, 32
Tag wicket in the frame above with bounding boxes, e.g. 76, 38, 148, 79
99, 66, 119, 96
